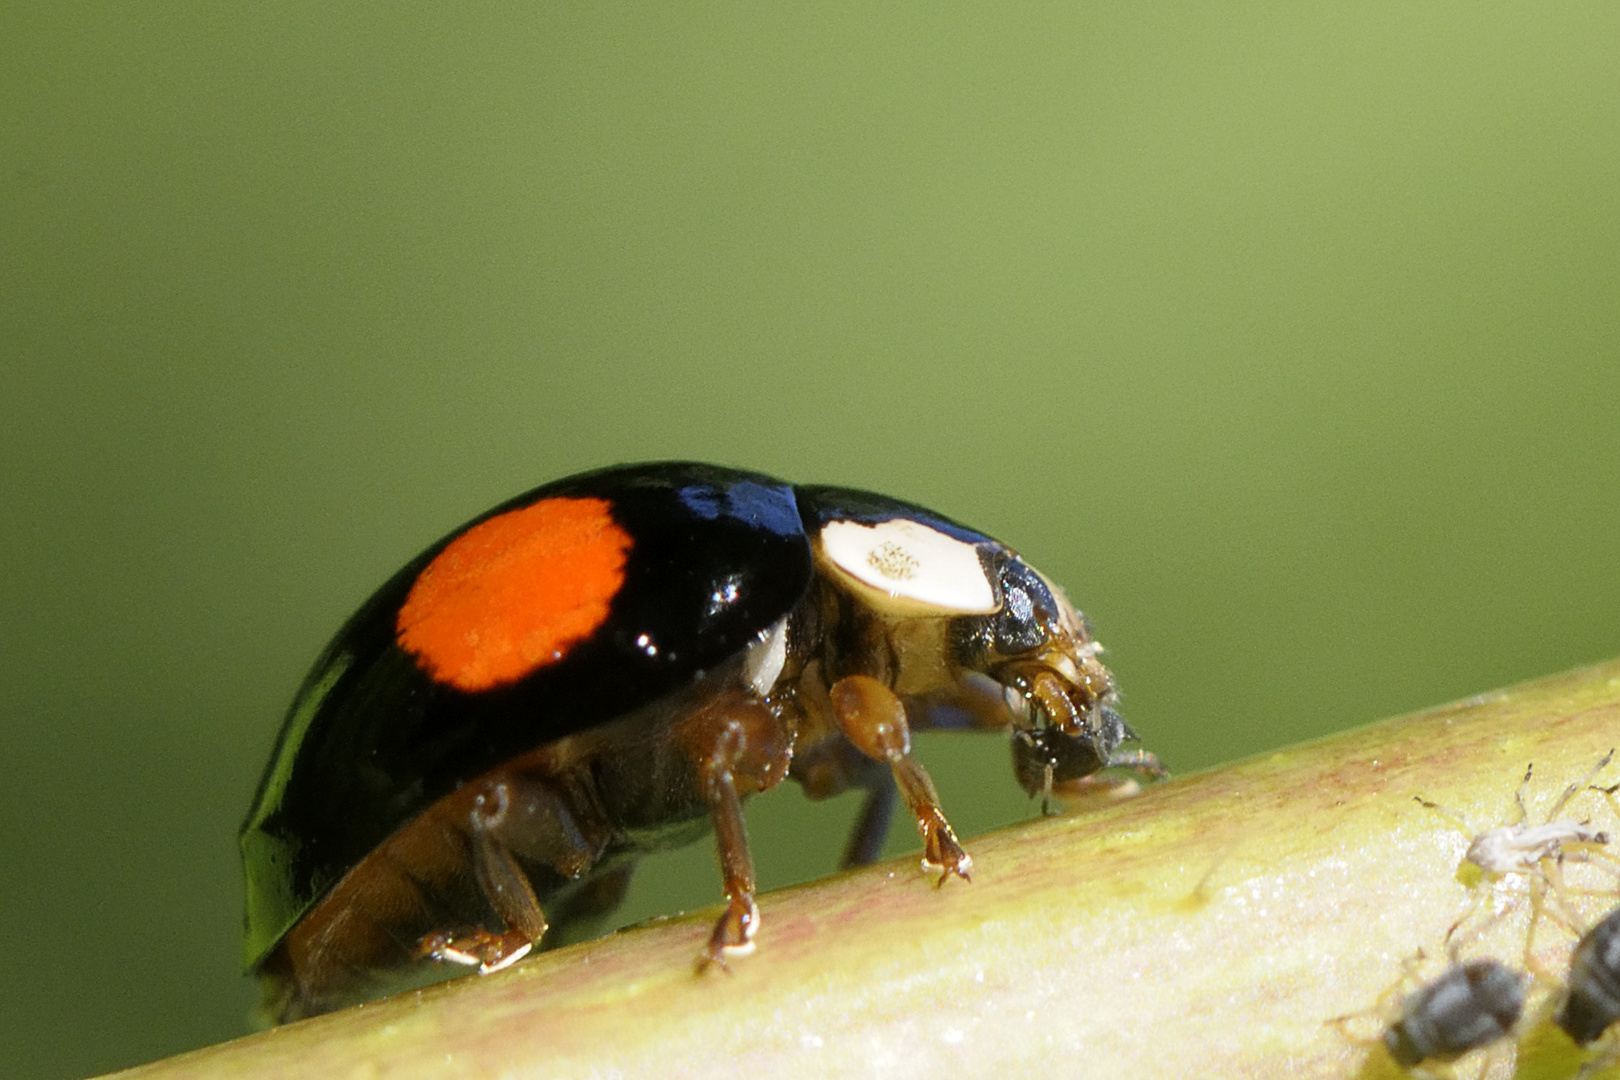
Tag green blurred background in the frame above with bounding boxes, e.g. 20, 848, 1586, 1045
3, 5, 1618, 1077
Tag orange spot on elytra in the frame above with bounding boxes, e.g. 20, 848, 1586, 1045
397, 497, 632, 692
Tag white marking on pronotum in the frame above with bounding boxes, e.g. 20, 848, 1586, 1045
743, 617, 789, 697
819, 519, 998, 614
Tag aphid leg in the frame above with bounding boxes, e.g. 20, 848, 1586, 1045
1551, 749, 1614, 820
1536, 855, 1595, 930
678, 691, 792, 972
1597, 781, 1620, 825
1513, 763, 1535, 827
1520, 870, 1573, 973
1595, 745, 1620, 809
1414, 794, 1478, 844
829, 674, 971, 885
1326, 949, 1429, 1048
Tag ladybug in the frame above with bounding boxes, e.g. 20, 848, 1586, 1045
240, 462, 1161, 1021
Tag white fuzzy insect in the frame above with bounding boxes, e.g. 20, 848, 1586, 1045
1417, 750, 1616, 960
1419, 751, 1614, 876
1466, 793, 1609, 879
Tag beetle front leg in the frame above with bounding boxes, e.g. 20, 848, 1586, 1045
829, 674, 971, 884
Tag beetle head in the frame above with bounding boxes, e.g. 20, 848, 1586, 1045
951, 552, 1138, 784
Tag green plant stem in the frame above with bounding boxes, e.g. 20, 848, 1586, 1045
110, 660, 1620, 1080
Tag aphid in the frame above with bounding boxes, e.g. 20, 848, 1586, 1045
239, 462, 1163, 1020
1556, 905, 1620, 1048
1419, 753, 1612, 878
1383, 959, 1527, 1072
1416, 752, 1614, 956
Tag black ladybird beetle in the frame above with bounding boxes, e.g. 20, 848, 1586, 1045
240, 462, 1161, 1021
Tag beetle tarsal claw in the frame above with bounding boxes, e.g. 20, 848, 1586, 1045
415, 928, 535, 974
921, 855, 973, 886
479, 941, 533, 974
919, 815, 972, 884
697, 896, 760, 973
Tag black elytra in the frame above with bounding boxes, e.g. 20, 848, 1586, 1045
241, 464, 811, 965
240, 461, 1160, 1020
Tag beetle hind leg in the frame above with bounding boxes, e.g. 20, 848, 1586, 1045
829, 674, 971, 884
415, 779, 551, 975
415, 927, 534, 974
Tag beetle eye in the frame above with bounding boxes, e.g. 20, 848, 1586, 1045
1006, 585, 1034, 623
989, 560, 1057, 657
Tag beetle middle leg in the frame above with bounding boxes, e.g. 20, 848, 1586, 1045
829, 674, 971, 884
677, 690, 795, 971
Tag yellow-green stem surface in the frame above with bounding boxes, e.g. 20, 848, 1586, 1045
112, 661, 1620, 1080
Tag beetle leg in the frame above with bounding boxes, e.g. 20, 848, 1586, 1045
415, 780, 550, 975
829, 674, 971, 884
678, 691, 793, 971
416, 925, 534, 974
784, 662, 897, 868
840, 772, 898, 869
700, 762, 760, 970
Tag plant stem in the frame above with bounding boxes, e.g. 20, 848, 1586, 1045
111, 660, 1620, 1080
